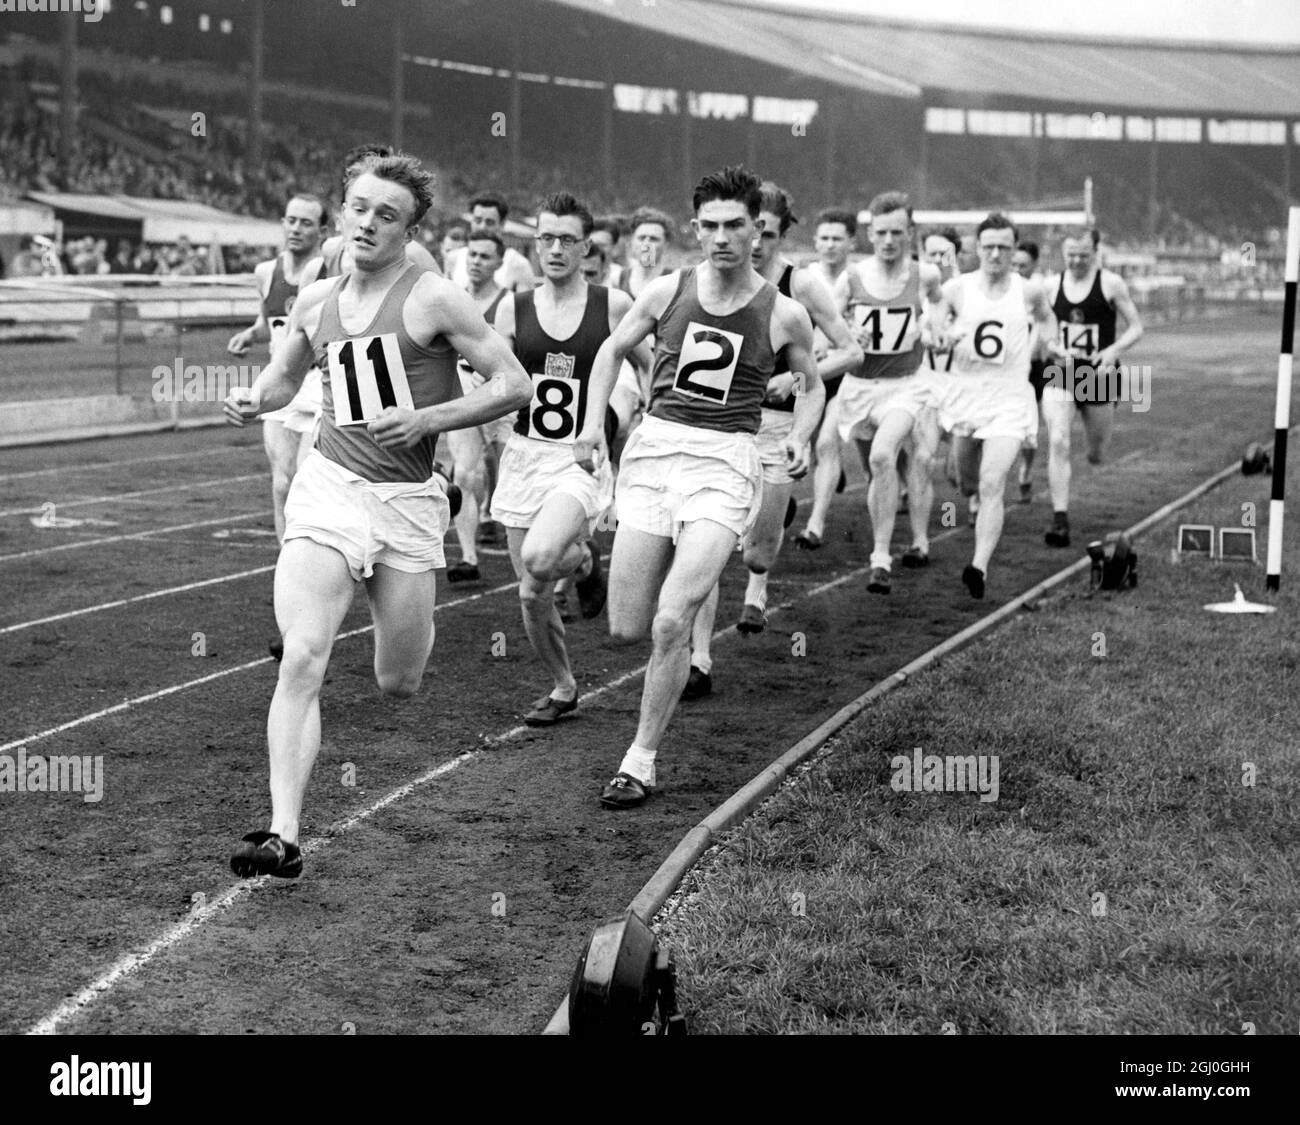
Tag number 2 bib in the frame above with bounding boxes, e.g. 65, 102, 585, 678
672, 321, 744, 405
326, 333, 414, 425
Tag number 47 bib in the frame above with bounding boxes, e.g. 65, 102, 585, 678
326, 333, 414, 425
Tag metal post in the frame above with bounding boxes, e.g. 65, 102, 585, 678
1266, 205, 1300, 591
390, 0, 404, 149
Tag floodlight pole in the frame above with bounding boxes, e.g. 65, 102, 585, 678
1084, 177, 1094, 226
1266, 205, 1300, 592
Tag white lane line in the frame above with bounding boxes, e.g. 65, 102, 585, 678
23, 546, 893, 1036
1, 581, 519, 755
0, 512, 269, 563
0, 565, 277, 636
0, 474, 265, 518
0, 446, 251, 484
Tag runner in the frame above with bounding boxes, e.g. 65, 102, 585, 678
1041, 227, 1144, 547
443, 192, 536, 293
491, 192, 649, 724
684, 183, 861, 700
227, 193, 328, 543
1013, 240, 1048, 503
618, 207, 674, 298
572, 165, 823, 808
443, 230, 511, 582
222, 152, 531, 878
836, 191, 945, 593
928, 213, 1061, 598
794, 208, 863, 551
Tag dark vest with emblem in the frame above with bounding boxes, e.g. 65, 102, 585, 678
512, 284, 610, 441
1053, 270, 1117, 360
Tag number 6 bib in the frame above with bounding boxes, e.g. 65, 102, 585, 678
326, 333, 414, 425
672, 321, 744, 405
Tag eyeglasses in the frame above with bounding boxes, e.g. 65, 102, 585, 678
535, 234, 583, 249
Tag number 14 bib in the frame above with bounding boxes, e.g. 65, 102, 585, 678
325, 333, 414, 425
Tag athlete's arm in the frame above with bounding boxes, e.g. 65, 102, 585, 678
504, 248, 536, 293
573, 272, 675, 473
367, 275, 530, 449
1099, 271, 1143, 367
223, 276, 328, 423
930, 276, 962, 351
773, 294, 824, 478
1025, 277, 1063, 361
608, 288, 653, 388
404, 239, 443, 277
791, 267, 863, 383
493, 288, 516, 347
917, 261, 947, 351
227, 260, 274, 355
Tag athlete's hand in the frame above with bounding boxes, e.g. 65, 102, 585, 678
572, 432, 606, 476
1094, 346, 1120, 372
368, 406, 428, 449
763, 372, 796, 405
227, 329, 253, 357
784, 439, 811, 480
223, 385, 261, 426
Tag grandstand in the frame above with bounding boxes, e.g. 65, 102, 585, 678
0, 0, 1296, 254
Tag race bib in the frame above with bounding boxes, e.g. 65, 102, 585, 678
966, 319, 1006, 366
1060, 322, 1100, 358
853, 304, 916, 355
268, 316, 288, 355
326, 333, 414, 425
672, 321, 743, 405
523, 353, 585, 443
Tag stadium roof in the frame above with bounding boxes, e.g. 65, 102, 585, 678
547, 0, 1300, 116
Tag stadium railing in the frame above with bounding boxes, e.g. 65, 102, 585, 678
0, 275, 260, 446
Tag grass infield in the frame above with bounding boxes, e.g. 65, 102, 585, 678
656, 459, 1299, 1036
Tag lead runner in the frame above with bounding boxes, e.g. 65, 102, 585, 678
222, 152, 531, 877
573, 165, 823, 809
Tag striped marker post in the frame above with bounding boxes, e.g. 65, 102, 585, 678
1266, 206, 1300, 592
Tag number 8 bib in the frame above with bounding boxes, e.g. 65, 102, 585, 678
326, 333, 414, 425
525, 372, 585, 443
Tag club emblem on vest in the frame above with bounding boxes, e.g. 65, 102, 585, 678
545, 353, 576, 379
284, 294, 296, 314
1070, 308, 1086, 323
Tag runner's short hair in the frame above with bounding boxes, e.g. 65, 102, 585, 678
287, 192, 328, 228
592, 217, 623, 243
629, 207, 675, 242
691, 165, 763, 219
1062, 226, 1101, 248
465, 230, 505, 258
344, 152, 435, 227
816, 209, 857, 237
340, 142, 392, 196
537, 192, 594, 237
1016, 240, 1040, 262
469, 193, 510, 221
758, 182, 798, 236
867, 191, 913, 224
977, 212, 1018, 243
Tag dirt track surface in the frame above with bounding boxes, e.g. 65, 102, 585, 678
0, 314, 1277, 1033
